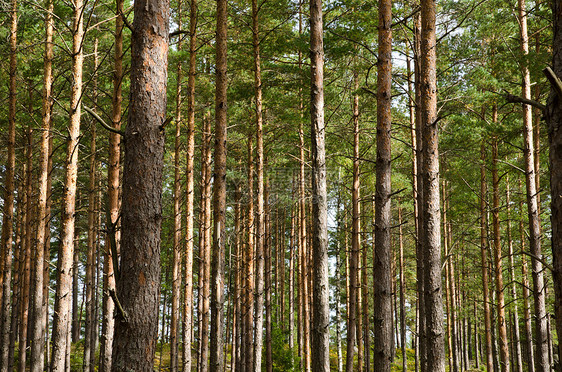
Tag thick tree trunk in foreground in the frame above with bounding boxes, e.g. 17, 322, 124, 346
546, 0, 562, 365
110, 0, 169, 369
210, 0, 227, 367
309, 0, 330, 369
373, 0, 393, 368
50, 0, 84, 368
420, 0, 445, 370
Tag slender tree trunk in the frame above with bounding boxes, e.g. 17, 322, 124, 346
505, 177, 523, 372
289, 198, 296, 356
50, 0, 84, 367
30, 0, 53, 368
398, 205, 407, 372
412, 12, 426, 370
546, 0, 562, 367
517, 1, 549, 370
101, 0, 124, 368
518, 179, 535, 372
183, 0, 197, 369
264, 183, 273, 372
199, 114, 213, 372
491, 134, 510, 372
83, 42, 99, 369
309, 0, 329, 368
480, 142, 493, 372
373, 0, 393, 368
244, 129, 255, 372
420, 0, 445, 369
232, 185, 242, 372
209, 0, 228, 366
251, 0, 266, 366
18, 117, 32, 372
170, 4, 184, 369
110, 0, 169, 368
0, 0, 17, 368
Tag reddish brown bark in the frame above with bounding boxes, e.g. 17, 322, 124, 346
373, 0, 393, 368
110, 0, 169, 368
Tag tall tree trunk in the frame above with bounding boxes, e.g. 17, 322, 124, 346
264, 183, 273, 372
412, 12, 425, 369
199, 114, 212, 372
373, 0, 392, 368
347, 71, 361, 372
183, 0, 197, 368
518, 1, 549, 370
252, 0, 266, 366
420, 0, 445, 369
480, 142, 493, 372
209, 0, 228, 366
0, 0, 17, 368
519, 183, 535, 372
546, 0, 562, 366
18, 118, 32, 372
289, 198, 296, 356
245, 128, 255, 372
491, 134, 510, 372
505, 176, 523, 372
83, 40, 99, 370
309, 0, 329, 368
30, 0, 53, 368
443, 183, 459, 372
50, 0, 84, 367
110, 0, 169, 368
398, 204, 407, 372
101, 0, 124, 368
170, 3, 184, 369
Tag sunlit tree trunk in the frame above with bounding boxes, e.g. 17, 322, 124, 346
183, 0, 197, 368
309, 0, 329, 367
251, 0, 266, 366
50, 0, 84, 367
30, 0, 53, 368
517, 1, 549, 370
170, 3, 184, 369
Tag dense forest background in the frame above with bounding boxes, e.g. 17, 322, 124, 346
1, 0, 561, 370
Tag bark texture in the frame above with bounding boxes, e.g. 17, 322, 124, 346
110, 0, 169, 369
309, 0, 330, 369
547, 0, 562, 366
373, 0, 393, 369
50, 0, 84, 368
420, 0, 445, 370
210, 0, 227, 367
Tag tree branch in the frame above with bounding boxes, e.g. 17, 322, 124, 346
84, 106, 125, 136
544, 66, 562, 98
109, 289, 129, 322
504, 91, 546, 111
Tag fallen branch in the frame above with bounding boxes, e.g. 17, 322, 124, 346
543, 66, 562, 97
109, 288, 128, 322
